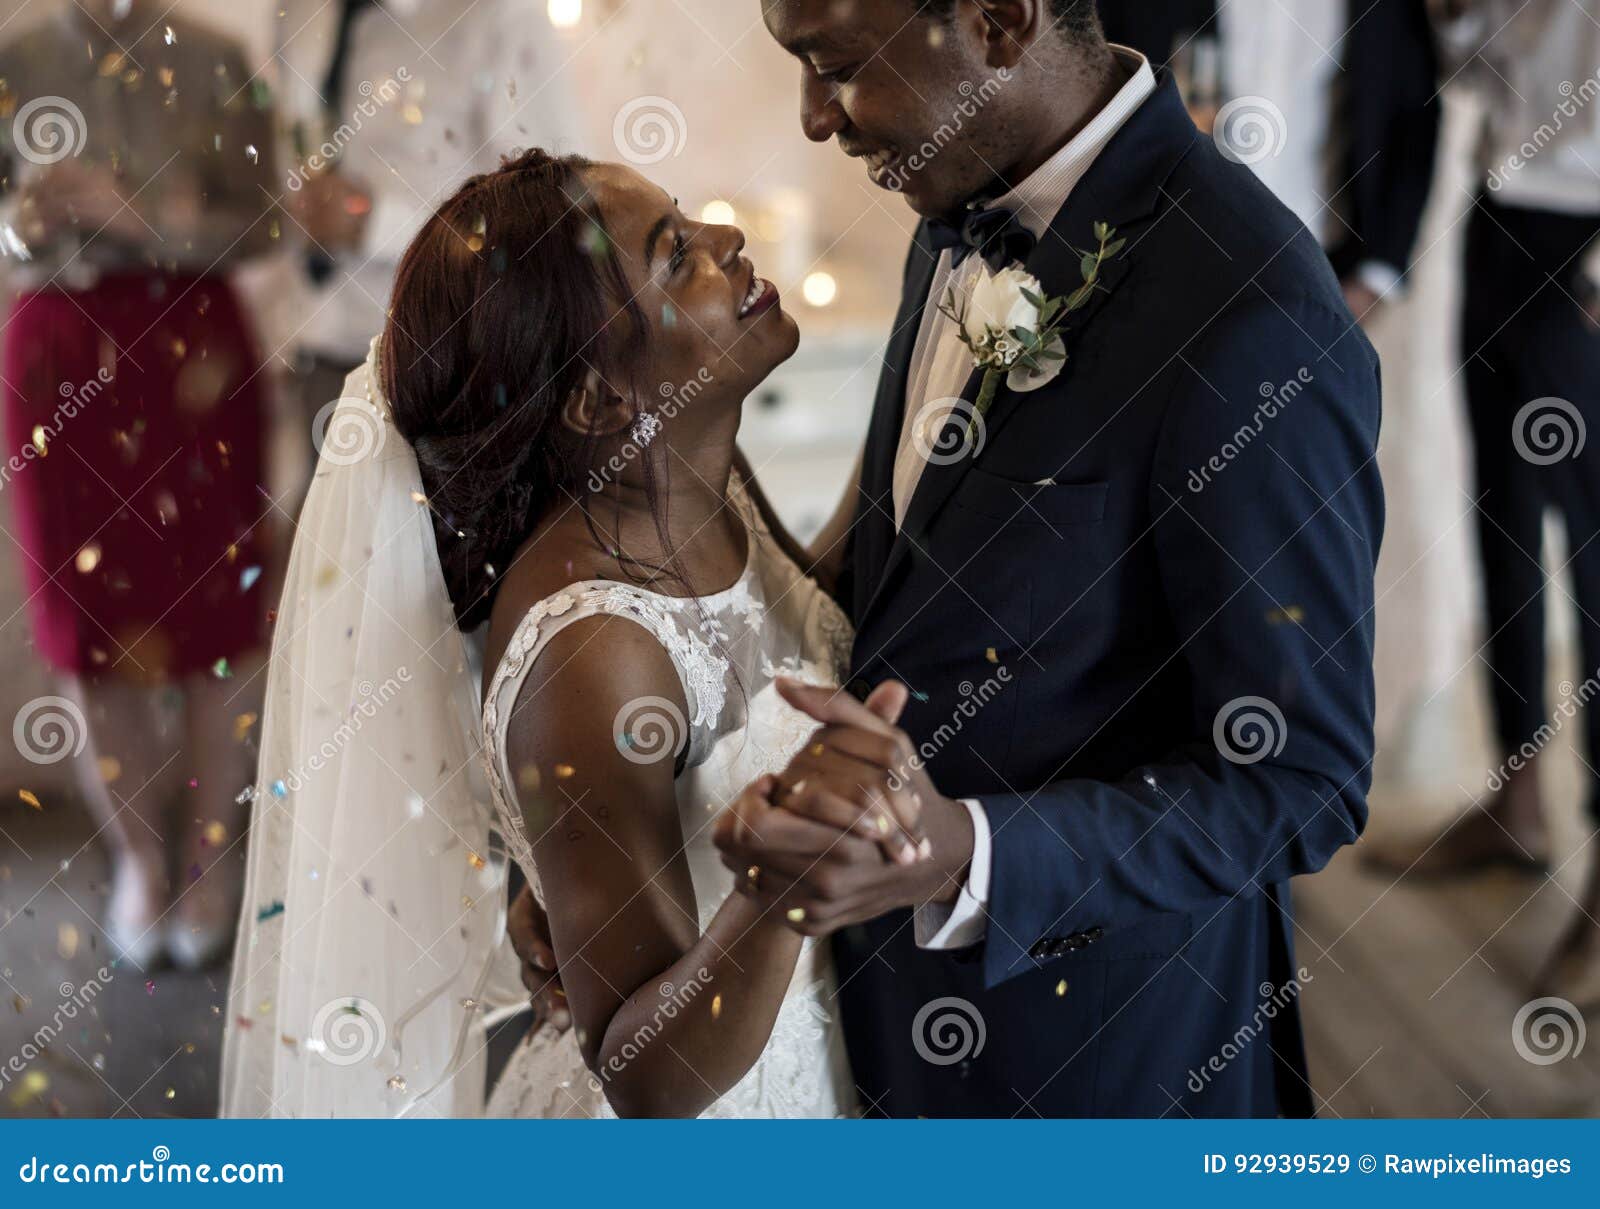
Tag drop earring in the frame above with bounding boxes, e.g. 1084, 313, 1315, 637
631, 412, 662, 447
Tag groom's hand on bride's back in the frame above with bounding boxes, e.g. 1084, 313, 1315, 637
508, 884, 570, 1032
711, 679, 975, 936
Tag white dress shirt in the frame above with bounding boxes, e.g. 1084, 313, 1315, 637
1432, 0, 1600, 282
277, 0, 583, 362
903, 49, 1156, 949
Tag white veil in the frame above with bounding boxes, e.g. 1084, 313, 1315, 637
221, 338, 510, 1118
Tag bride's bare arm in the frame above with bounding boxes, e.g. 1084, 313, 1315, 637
501, 614, 802, 1118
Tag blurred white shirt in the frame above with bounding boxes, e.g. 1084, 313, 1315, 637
276, 0, 584, 362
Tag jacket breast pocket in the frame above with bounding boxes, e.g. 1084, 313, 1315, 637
951, 467, 1109, 529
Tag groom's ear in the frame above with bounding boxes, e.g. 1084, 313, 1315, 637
971, 1, 1043, 68
559, 368, 634, 438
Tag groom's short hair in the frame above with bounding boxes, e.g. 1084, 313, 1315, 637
917, 0, 1101, 42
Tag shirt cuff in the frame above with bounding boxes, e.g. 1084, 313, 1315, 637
1352, 259, 1404, 301
913, 798, 991, 949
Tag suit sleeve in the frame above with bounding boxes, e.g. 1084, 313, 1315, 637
974, 294, 1385, 990
1326, 0, 1441, 284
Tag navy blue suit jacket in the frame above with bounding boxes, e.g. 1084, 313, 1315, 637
831, 76, 1384, 1118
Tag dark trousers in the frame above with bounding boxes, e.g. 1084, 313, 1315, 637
1462, 196, 1600, 818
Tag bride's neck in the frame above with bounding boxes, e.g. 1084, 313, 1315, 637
589, 433, 740, 544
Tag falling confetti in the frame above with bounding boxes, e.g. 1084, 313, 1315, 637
75, 544, 101, 573
164, 25, 176, 45
554, 764, 574, 779
985, 647, 999, 664
203, 820, 227, 846
256, 901, 285, 923
145, 979, 156, 995
1266, 605, 1305, 625
58, 923, 79, 959
97, 755, 122, 784
239, 565, 262, 591
1055, 979, 1068, 997
466, 851, 486, 871
18, 790, 41, 810
233, 712, 258, 742
212, 657, 232, 679
711, 993, 722, 1020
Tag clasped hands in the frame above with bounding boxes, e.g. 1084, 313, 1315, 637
710, 678, 974, 937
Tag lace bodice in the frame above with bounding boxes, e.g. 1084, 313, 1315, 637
479, 474, 857, 1118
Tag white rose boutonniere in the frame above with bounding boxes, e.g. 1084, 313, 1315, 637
938, 222, 1127, 439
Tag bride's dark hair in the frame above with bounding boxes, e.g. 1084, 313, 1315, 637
381, 148, 656, 630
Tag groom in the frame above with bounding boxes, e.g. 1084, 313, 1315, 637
715, 0, 1384, 1116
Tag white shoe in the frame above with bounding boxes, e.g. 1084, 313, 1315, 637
105, 858, 165, 970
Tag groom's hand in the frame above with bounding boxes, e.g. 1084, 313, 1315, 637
712, 679, 975, 937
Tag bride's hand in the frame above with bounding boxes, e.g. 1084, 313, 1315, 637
508, 884, 570, 1032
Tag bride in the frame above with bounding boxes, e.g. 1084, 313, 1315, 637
221, 148, 916, 1118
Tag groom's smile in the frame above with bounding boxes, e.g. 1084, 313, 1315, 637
761, 0, 1042, 221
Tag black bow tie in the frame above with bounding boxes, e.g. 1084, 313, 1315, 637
927, 205, 1038, 273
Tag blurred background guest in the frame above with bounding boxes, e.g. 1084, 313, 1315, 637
0, 0, 278, 973
1379, 0, 1600, 1011
1098, 0, 1441, 320
272, 0, 582, 507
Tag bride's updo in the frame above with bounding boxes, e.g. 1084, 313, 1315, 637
381, 148, 650, 629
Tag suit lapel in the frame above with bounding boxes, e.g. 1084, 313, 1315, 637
852, 224, 939, 622
858, 74, 1199, 634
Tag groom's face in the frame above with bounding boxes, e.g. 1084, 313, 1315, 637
763, 0, 1022, 219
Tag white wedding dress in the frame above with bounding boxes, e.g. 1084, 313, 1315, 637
479, 473, 860, 1118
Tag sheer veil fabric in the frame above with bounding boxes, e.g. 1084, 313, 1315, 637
222, 338, 507, 1118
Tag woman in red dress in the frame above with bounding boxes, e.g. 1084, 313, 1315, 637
1, 1, 278, 969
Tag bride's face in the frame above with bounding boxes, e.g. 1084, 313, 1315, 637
582, 163, 800, 413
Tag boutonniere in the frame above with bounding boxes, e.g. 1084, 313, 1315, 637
937, 222, 1126, 439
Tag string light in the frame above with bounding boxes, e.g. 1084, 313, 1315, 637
700, 200, 737, 226
802, 271, 838, 308
548, 0, 582, 29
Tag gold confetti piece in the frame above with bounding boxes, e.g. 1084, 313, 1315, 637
1267, 605, 1306, 625
164, 1087, 176, 1100
233, 712, 258, 743
203, 820, 227, 846
58, 923, 79, 959
985, 647, 999, 664
516, 764, 541, 793
31, 425, 47, 455
786, 907, 806, 923
387, 1074, 407, 1091
18, 789, 41, 810
711, 993, 722, 1020
97, 756, 122, 784
184, 1042, 196, 1054
75, 544, 101, 573
410, 491, 427, 504
466, 851, 486, 871
554, 764, 574, 779
809, 743, 826, 757
876, 814, 891, 835
1055, 979, 1069, 997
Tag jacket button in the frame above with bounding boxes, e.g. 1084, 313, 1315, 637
845, 677, 872, 701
